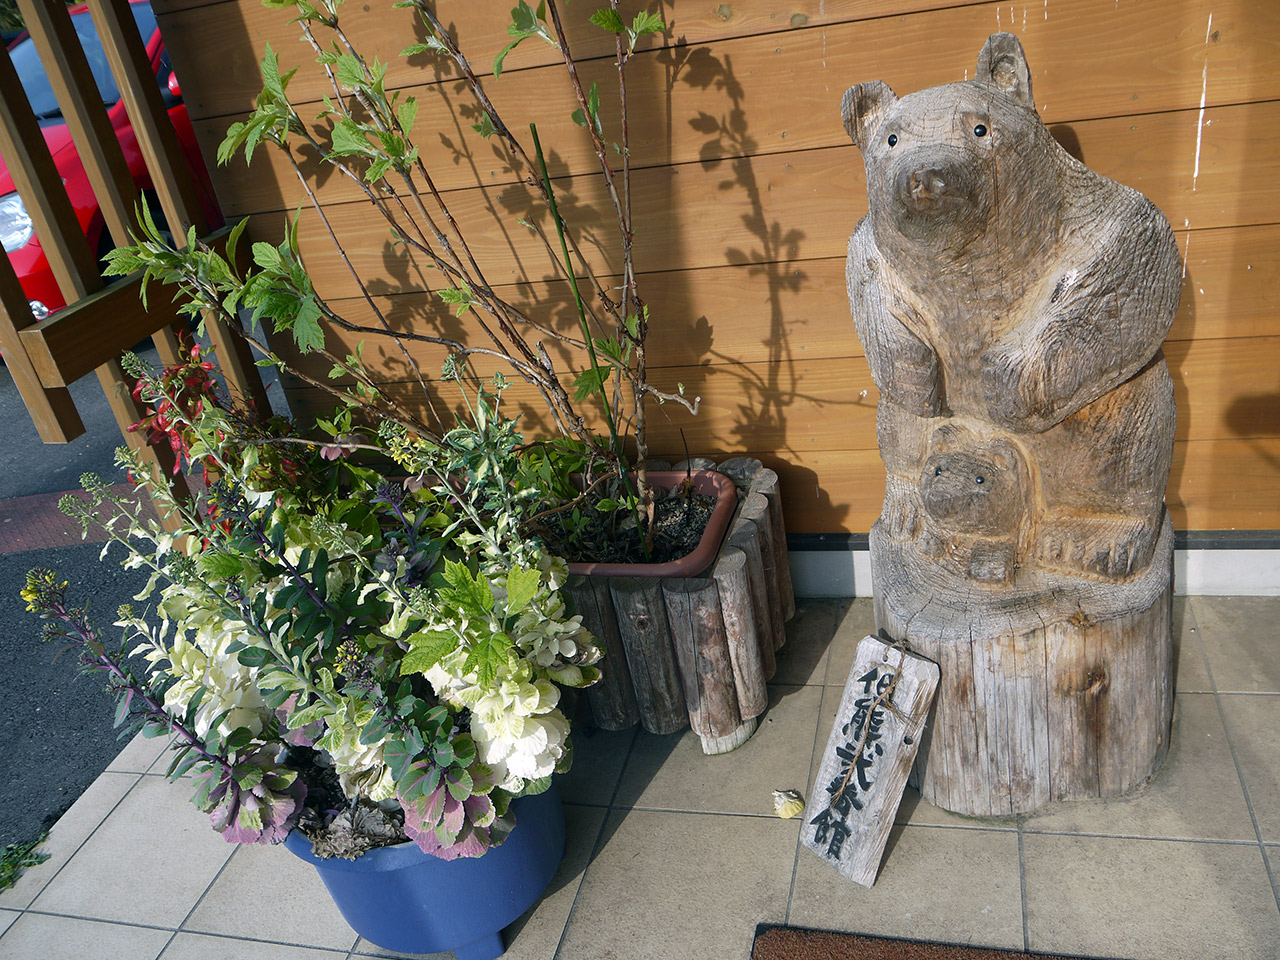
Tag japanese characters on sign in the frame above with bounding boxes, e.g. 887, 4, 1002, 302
810, 666, 892, 860
802, 636, 939, 886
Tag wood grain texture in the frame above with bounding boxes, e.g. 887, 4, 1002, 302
608, 577, 687, 735
850, 34, 1180, 814
171, 0, 1273, 145
148, 0, 1280, 535
662, 576, 743, 740
567, 576, 639, 731
885, 522, 1175, 816
710, 548, 769, 722
803, 636, 939, 885
204, 98, 1280, 274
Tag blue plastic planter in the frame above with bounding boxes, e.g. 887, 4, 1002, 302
284, 783, 566, 960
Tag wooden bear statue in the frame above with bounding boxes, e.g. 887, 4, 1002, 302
843, 34, 1179, 816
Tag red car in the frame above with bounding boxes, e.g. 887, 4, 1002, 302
0, 0, 220, 323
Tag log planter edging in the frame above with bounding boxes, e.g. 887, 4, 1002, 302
566, 457, 795, 754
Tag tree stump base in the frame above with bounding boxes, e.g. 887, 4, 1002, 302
874, 514, 1175, 817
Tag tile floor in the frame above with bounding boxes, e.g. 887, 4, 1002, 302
2, 596, 1278, 960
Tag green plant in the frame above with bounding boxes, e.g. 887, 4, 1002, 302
0, 831, 50, 892
105, 0, 701, 556
25, 354, 600, 860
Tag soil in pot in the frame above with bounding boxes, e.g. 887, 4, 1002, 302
534, 474, 717, 566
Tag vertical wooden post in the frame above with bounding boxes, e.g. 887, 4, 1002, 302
663, 577, 758, 754
750, 467, 796, 621
710, 548, 768, 721
90, 0, 269, 414
609, 577, 687, 735
738, 493, 786, 651
0, 22, 184, 501
725, 516, 777, 679
567, 576, 639, 731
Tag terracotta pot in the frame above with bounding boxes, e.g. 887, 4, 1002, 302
565, 470, 737, 578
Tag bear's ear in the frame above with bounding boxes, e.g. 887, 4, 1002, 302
841, 81, 898, 148
975, 32, 1034, 107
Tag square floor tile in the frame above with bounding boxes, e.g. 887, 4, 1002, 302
789, 823, 1024, 950
1191, 596, 1280, 693
1172, 596, 1213, 693
1022, 693, 1256, 841
0, 912, 170, 960
29, 774, 235, 928
0, 771, 138, 910
1219, 694, 1280, 842
558, 725, 636, 806
353, 804, 606, 960
555, 809, 797, 960
823, 598, 878, 686
182, 842, 357, 951
773, 600, 837, 685
107, 731, 174, 776
616, 684, 822, 816
159, 932, 348, 959
1024, 834, 1280, 960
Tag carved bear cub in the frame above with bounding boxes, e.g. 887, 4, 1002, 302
844, 33, 1179, 584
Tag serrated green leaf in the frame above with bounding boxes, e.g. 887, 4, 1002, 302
291, 297, 325, 353
590, 8, 625, 33
493, 39, 519, 78
198, 552, 242, 580
504, 565, 541, 615
463, 631, 511, 689
329, 118, 377, 159
397, 97, 418, 135
572, 365, 610, 401
400, 630, 459, 676
251, 242, 284, 272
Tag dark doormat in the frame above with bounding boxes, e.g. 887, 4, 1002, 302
752, 925, 1125, 960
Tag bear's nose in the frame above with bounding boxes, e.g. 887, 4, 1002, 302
909, 168, 948, 201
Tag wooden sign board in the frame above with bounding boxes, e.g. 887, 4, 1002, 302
802, 636, 939, 887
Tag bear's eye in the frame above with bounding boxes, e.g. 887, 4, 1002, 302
973, 124, 988, 137
975, 475, 985, 484
887, 134, 898, 147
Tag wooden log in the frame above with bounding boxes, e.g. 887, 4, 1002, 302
609, 577, 688, 735
750, 467, 796, 622
726, 515, 778, 679
567, 576, 639, 732
663, 577, 758, 754
710, 548, 768, 721
738, 493, 786, 652
879, 518, 1176, 817
716, 456, 764, 491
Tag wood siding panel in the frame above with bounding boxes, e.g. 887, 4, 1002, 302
217, 99, 1280, 316
157, 0, 1280, 533
162, 0, 1275, 127
306, 221, 1279, 367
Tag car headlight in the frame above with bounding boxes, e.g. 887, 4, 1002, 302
0, 192, 34, 252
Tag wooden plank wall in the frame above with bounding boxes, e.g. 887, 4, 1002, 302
153, 0, 1280, 534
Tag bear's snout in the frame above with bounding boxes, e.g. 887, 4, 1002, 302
907, 168, 951, 207
895, 160, 972, 215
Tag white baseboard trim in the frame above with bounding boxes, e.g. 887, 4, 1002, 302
790, 548, 1280, 598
